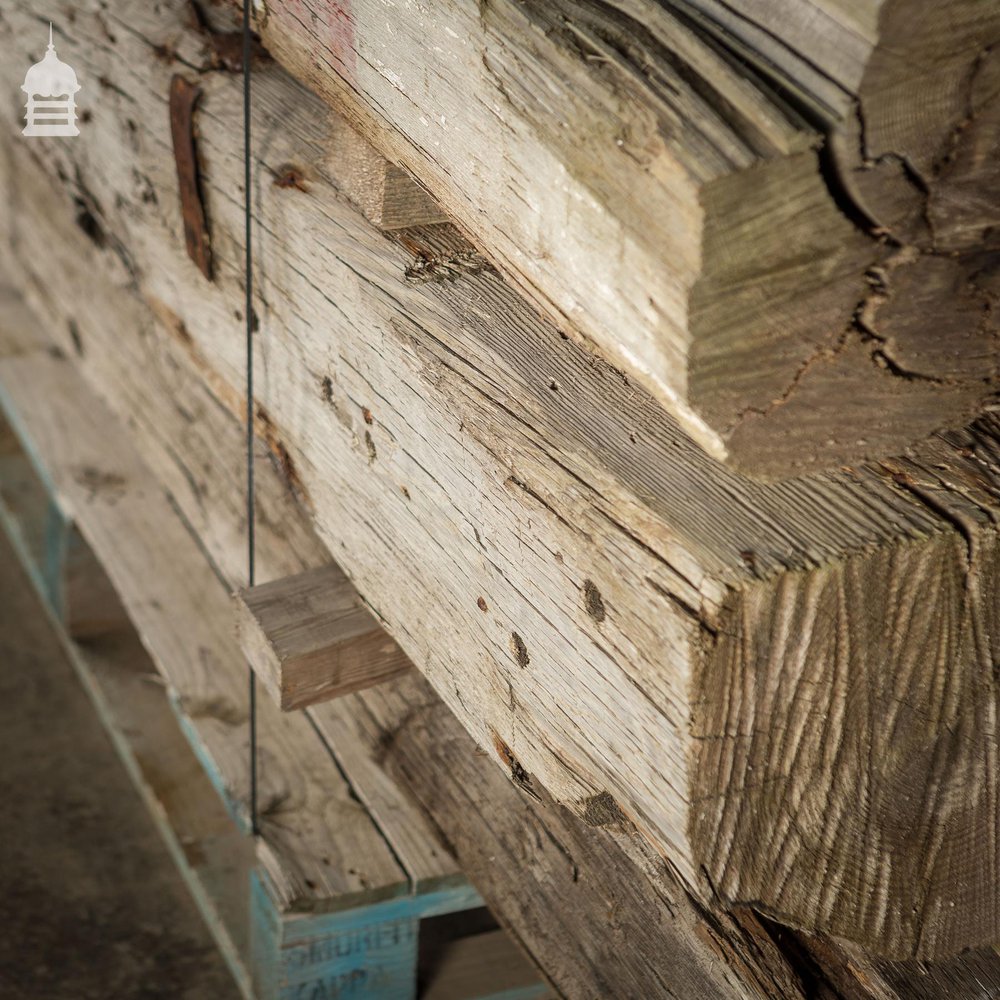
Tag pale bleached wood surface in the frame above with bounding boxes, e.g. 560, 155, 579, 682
254, 0, 1000, 476
0, 294, 762, 998
2, 0, 1000, 958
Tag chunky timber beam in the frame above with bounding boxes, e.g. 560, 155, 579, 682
10, 300, 1000, 1000
235, 564, 412, 710
252, 0, 1000, 477
3, 0, 1000, 960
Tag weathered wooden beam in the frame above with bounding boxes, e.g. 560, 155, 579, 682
0, 331, 548, 1000
7, 248, 1000, 1000
0, 291, 815, 1000
235, 564, 412, 710
253, 0, 1000, 477
3, 0, 1000, 961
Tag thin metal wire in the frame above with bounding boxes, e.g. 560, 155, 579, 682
243, 0, 259, 838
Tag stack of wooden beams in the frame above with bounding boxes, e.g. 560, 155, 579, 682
2, 0, 1000, 995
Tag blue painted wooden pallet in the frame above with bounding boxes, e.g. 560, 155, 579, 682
0, 351, 549, 1000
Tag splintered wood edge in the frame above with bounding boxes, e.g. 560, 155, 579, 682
235, 565, 413, 712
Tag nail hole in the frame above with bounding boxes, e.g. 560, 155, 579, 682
509, 632, 529, 668
583, 580, 606, 623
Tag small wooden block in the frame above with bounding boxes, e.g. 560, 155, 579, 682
235, 564, 411, 711
326, 116, 448, 230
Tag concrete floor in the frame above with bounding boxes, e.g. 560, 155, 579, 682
0, 526, 240, 999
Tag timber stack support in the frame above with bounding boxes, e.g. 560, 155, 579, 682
1, 0, 1000, 996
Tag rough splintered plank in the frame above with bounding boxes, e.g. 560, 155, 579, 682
254, 0, 1000, 477
3, 0, 1000, 961
0, 341, 407, 917
235, 564, 412, 711
8, 284, 1000, 1000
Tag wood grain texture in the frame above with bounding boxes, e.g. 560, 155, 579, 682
0, 340, 407, 917
694, 525, 1000, 958
252, 0, 1000, 476
5, 276, 1000, 998
2, 0, 1000, 958
0, 316, 763, 999
235, 564, 412, 711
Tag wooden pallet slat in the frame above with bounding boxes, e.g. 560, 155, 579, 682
0, 430, 257, 998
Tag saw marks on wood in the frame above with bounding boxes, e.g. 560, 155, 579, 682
2, 0, 1000, 959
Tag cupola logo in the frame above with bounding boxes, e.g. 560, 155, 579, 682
22, 24, 81, 137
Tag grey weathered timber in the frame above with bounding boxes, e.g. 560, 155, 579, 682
254, 0, 1000, 476
2, 0, 1000, 960
6, 301, 1000, 1000
235, 564, 412, 711
12, 295, 1000, 1000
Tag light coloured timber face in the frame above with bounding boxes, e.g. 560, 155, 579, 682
257, 0, 1000, 477
2, 0, 1000, 960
